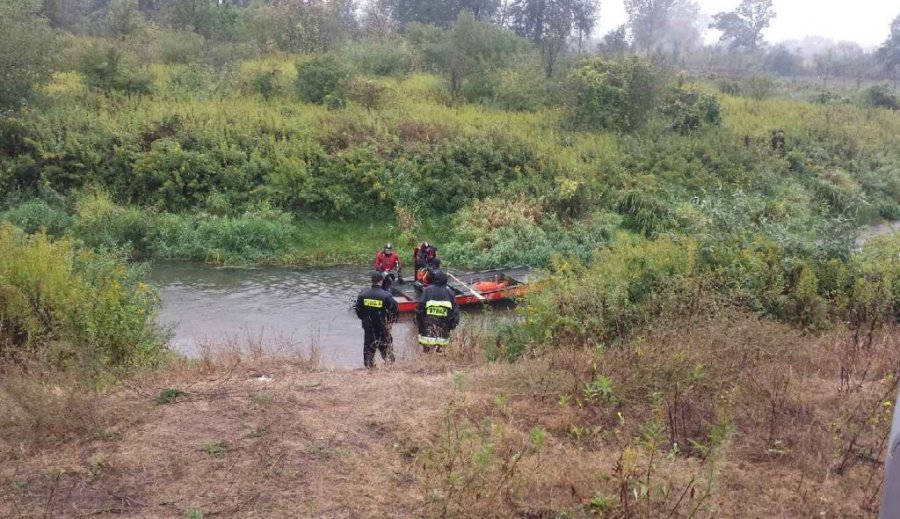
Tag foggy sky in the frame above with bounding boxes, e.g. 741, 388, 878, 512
597, 0, 897, 48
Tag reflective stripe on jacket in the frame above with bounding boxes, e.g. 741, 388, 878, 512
416, 283, 459, 344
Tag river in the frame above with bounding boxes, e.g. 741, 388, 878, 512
147, 262, 513, 369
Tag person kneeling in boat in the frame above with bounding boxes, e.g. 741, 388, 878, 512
374, 243, 403, 284
416, 270, 459, 353
413, 241, 438, 283
421, 258, 444, 286
354, 271, 399, 368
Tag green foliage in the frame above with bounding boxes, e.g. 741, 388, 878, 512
78, 42, 153, 94
152, 208, 295, 264
866, 85, 898, 110
0, 0, 59, 110
72, 191, 154, 254
564, 57, 657, 132
296, 55, 349, 105
410, 12, 530, 99
1, 200, 71, 236
157, 388, 186, 404
0, 223, 165, 372
201, 440, 229, 456
345, 76, 387, 110
660, 86, 722, 134
518, 237, 698, 349
340, 40, 413, 76
155, 30, 205, 65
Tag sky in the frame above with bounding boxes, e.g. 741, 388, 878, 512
597, 0, 898, 49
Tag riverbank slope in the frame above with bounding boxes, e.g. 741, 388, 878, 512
2, 311, 894, 518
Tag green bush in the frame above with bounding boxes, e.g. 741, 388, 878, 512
564, 57, 657, 132
517, 237, 698, 349
866, 85, 898, 111
155, 30, 205, 65
1, 200, 71, 236
296, 56, 349, 104
340, 40, 413, 77
660, 87, 722, 134
151, 208, 295, 264
0, 223, 165, 373
78, 42, 153, 94
71, 191, 154, 254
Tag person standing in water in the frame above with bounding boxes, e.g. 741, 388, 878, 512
354, 271, 399, 368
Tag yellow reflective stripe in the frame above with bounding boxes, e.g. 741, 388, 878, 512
425, 300, 453, 308
363, 298, 384, 308
418, 335, 450, 346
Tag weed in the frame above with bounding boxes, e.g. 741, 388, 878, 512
157, 388, 186, 405
201, 441, 229, 457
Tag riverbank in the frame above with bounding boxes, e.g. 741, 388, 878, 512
2, 311, 894, 517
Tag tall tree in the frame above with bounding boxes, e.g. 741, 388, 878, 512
410, 11, 527, 98
877, 15, 900, 86
383, 0, 499, 29
597, 25, 628, 55
106, 0, 145, 39
710, 0, 775, 51
624, 0, 680, 54
506, 0, 599, 77
0, 0, 59, 110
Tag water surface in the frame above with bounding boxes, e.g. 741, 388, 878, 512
148, 262, 510, 368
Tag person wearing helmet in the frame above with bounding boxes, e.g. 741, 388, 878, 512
415, 269, 459, 353
374, 243, 403, 284
354, 271, 399, 368
413, 241, 438, 283
422, 257, 443, 286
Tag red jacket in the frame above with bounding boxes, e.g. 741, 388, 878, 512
374, 251, 401, 272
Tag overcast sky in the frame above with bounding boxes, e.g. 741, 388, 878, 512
597, 0, 898, 48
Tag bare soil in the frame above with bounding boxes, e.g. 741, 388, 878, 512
1, 315, 895, 518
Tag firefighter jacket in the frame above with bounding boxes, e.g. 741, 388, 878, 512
374, 251, 401, 273
355, 285, 399, 332
416, 275, 460, 347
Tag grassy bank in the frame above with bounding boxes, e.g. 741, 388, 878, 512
1, 313, 896, 517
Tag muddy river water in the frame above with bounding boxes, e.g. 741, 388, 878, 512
148, 262, 512, 369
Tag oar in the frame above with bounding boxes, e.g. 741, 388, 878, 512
447, 271, 486, 302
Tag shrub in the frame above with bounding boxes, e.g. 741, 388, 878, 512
564, 57, 657, 132
78, 42, 153, 94
866, 85, 898, 110
660, 87, 723, 135
71, 191, 154, 254
151, 208, 295, 264
517, 237, 698, 349
743, 75, 776, 100
155, 30, 205, 65
296, 56, 349, 105
345, 76, 386, 110
340, 40, 413, 76
0, 223, 165, 372
1, 200, 71, 236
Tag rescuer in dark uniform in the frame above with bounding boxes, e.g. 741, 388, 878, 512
416, 270, 459, 353
354, 271, 399, 368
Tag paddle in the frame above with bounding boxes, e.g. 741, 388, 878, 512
447, 271, 486, 302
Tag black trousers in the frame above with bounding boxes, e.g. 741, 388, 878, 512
363, 327, 394, 368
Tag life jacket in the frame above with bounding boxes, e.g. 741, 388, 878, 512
472, 280, 508, 293
374, 251, 400, 272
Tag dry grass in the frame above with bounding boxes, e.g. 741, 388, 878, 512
1, 312, 897, 517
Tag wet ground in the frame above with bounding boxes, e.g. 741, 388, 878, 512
148, 262, 513, 368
